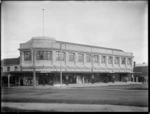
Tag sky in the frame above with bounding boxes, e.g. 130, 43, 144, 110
1, 1, 148, 64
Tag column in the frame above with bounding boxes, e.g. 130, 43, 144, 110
131, 73, 134, 82
20, 51, 23, 71
65, 52, 69, 66
99, 55, 101, 67
32, 49, 36, 87
125, 58, 127, 68
8, 74, 11, 88
52, 51, 56, 65
83, 53, 86, 66
106, 56, 108, 67
119, 57, 121, 67
18, 76, 20, 86
136, 77, 138, 82
74, 53, 78, 66
112, 56, 114, 67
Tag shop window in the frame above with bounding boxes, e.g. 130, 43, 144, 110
24, 51, 31, 61
78, 53, 84, 62
94, 55, 99, 63
69, 53, 75, 62
56, 52, 65, 61
101, 56, 106, 63
36, 51, 52, 60
86, 54, 91, 63
108, 56, 113, 64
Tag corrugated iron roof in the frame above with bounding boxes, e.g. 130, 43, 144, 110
1, 57, 20, 66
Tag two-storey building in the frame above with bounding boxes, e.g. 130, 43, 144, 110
16, 36, 134, 86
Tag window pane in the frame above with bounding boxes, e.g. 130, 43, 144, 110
101, 56, 106, 63
69, 53, 75, 62
94, 55, 99, 63
78, 54, 83, 62
56, 52, 65, 61
36, 51, 52, 60
115, 57, 119, 64
24, 51, 31, 61
121, 57, 125, 64
108, 56, 112, 64
86, 54, 91, 62
127, 58, 131, 65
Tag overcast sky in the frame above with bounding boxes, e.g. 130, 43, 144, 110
1, 1, 148, 64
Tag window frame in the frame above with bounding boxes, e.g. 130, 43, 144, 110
36, 51, 52, 60
86, 54, 92, 63
114, 57, 119, 64
94, 55, 99, 63
127, 58, 132, 65
121, 57, 126, 65
69, 53, 75, 62
56, 51, 65, 61
78, 53, 84, 62
108, 56, 113, 64
101, 56, 106, 64
24, 51, 31, 61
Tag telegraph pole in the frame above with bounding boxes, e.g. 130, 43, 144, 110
60, 43, 62, 87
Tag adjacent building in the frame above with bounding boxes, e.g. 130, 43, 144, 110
133, 62, 148, 83
1, 36, 135, 86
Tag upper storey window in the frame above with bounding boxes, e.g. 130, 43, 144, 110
94, 55, 99, 63
24, 51, 31, 61
127, 58, 132, 65
56, 52, 65, 61
101, 56, 106, 64
108, 56, 113, 64
86, 54, 91, 63
114, 57, 119, 64
15, 66, 18, 71
69, 53, 75, 62
36, 51, 52, 60
121, 57, 126, 64
78, 53, 84, 62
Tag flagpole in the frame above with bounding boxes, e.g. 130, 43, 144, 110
42, 9, 44, 37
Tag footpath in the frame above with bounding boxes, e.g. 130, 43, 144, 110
1, 102, 148, 112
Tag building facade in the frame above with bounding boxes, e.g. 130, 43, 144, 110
2, 36, 134, 86
133, 62, 148, 83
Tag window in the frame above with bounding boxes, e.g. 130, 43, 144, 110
101, 56, 106, 63
114, 57, 119, 64
86, 54, 91, 62
1, 67, 3, 72
69, 53, 75, 62
7, 67, 10, 71
36, 51, 52, 60
121, 57, 126, 64
15, 66, 18, 71
78, 53, 84, 62
94, 55, 99, 63
56, 52, 65, 61
108, 56, 113, 64
24, 51, 31, 61
127, 58, 132, 65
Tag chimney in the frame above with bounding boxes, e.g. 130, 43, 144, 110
133, 61, 136, 68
